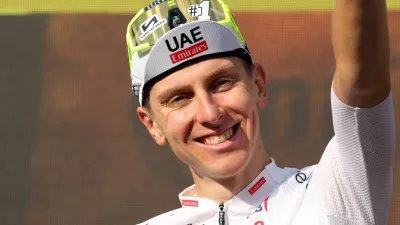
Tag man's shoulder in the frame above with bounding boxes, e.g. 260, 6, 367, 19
136, 207, 184, 225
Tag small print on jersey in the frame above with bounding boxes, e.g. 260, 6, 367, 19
139, 15, 167, 41
188, 0, 211, 20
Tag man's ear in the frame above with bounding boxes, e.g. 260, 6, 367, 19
137, 107, 167, 146
253, 63, 268, 108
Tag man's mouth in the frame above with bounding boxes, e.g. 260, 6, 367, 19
197, 123, 240, 145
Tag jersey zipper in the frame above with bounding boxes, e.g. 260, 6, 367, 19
218, 203, 225, 225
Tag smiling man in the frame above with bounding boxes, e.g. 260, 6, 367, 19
126, 0, 395, 224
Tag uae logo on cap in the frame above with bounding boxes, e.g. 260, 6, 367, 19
166, 26, 209, 64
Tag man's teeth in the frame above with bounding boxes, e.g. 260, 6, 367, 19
202, 127, 234, 145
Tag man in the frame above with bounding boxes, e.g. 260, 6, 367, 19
126, 0, 395, 224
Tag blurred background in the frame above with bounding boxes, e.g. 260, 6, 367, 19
0, 0, 399, 224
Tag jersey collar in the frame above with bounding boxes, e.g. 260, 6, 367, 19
178, 158, 286, 216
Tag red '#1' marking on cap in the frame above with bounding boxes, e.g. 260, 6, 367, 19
181, 200, 199, 207
170, 40, 209, 64
248, 177, 266, 195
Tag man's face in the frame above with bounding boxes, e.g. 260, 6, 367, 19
137, 57, 268, 179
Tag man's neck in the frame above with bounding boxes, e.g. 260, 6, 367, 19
188, 140, 270, 203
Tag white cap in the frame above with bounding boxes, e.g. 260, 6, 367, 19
130, 20, 251, 105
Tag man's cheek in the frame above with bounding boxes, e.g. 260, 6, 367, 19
228, 91, 253, 110
165, 112, 189, 139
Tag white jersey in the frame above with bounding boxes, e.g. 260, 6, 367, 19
137, 88, 395, 225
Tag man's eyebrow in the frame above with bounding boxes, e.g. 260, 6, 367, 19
207, 65, 237, 81
156, 85, 192, 103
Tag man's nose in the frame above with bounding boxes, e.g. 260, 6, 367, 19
195, 93, 224, 126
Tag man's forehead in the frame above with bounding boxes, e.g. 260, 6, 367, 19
170, 57, 242, 80
158, 59, 239, 88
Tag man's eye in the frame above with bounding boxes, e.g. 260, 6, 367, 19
168, 95, 190, 106
172, 96, 186, 102
218, 80, 230, 86
213, 79, 235, 91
